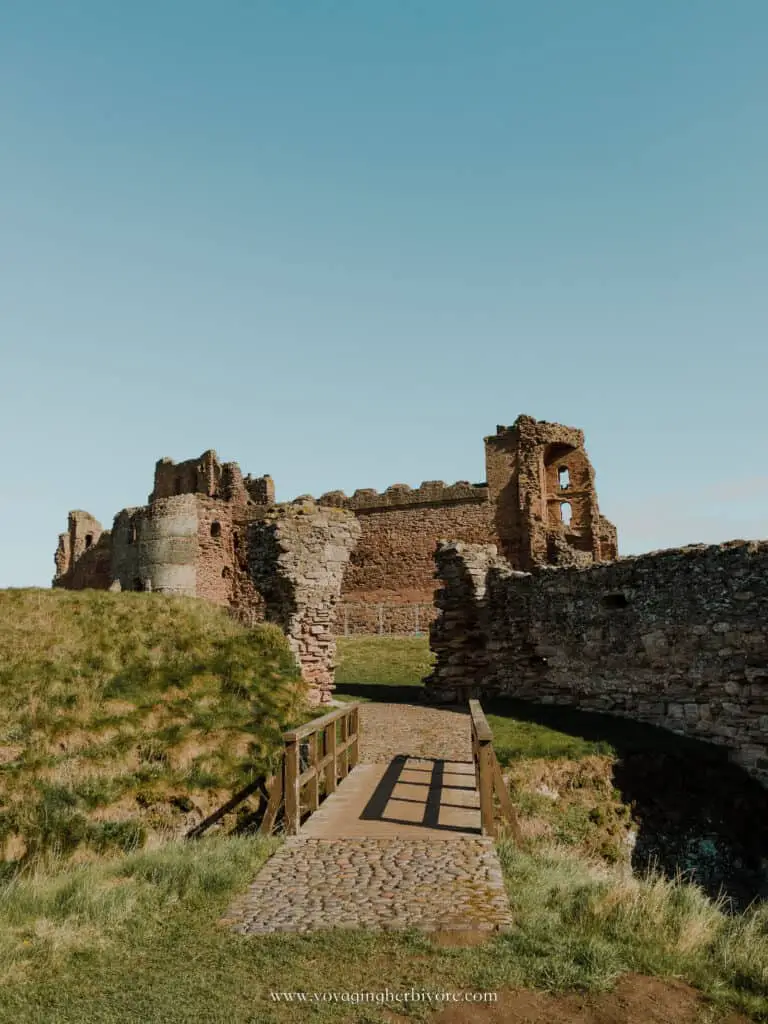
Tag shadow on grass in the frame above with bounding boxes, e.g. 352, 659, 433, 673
485, 696, 768, 911
332, 682, 429, 706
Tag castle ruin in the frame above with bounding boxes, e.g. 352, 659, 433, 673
55, 414, 617, 601
53, 414, 617, 694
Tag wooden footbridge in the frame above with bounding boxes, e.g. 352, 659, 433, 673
192, 700, 519, 843
208, 700, 519, 936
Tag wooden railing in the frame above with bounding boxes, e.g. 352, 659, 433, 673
186, 702, 361, 840
469, 699, 521, 840
262, 702, 361, 836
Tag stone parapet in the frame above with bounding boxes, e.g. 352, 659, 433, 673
317, 480, 489, 511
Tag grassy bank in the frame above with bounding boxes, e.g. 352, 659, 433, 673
0, 831, 766, 1022
0, 588, 307, 868
2, 624, 767, 1020
334, 635, 434, 702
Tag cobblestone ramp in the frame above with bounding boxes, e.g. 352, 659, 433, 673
222, 836, 513, 935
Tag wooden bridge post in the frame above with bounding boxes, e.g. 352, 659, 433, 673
349, 705, 360, 769
307, 733, 320, 813
324, 721, 337, 795
285, 737, 301, 835
339, 713, 349, 780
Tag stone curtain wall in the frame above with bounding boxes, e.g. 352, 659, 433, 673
249, 503, 361, 704
426, 540, 768, 785
317, 482, 494, 604
343, 502, 495, 603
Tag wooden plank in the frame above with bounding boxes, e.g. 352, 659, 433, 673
258, 768, 283, 836
469, 699, 493, 742
284, 738, 301, 835
324, 720, 337, 795
185, 776, 264, 840
283, 702, 362, 742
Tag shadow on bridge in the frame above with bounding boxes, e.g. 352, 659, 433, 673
358, 755, 481, 835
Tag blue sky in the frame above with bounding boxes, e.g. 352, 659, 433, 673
1, 2, 766, 588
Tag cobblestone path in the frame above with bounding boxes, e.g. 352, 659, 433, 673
223, 702, 513, 936
223, 836, 512, 934
356, 702, 473, 763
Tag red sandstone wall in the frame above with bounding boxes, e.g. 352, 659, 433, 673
195, 498, 263, 615
53, 512, 112, 591
341, 500, 495, 602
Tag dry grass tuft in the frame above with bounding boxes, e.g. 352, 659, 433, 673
0, 588, 308, 868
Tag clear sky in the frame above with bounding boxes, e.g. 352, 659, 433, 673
2, 2, 766, 588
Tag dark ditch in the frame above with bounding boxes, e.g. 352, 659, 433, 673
486, 698, 768, 912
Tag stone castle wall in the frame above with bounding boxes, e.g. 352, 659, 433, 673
53, 414, 619, 676
338, 494, 495, 603
248, 504, 361, 703
426, 540, 768, 785
54, 512, 113, 591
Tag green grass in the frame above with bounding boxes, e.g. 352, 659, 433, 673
333, 636, 434, 702
485, 707, 615, 764
2, 623, 767, 1020
0, 588, 308, 867
0, 832, 765, 1022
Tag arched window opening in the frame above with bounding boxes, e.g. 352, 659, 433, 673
560, 502, 572, 526
222, 566, 232, 580
128, 524, 137, 545
84, 534, 93, 549
210, 521, 222, 538
558, 467, 570, 490
233, 531, 240, 552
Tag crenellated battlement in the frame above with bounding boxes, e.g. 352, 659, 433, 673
317, 480, 489, 511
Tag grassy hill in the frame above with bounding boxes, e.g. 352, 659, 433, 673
0, 588, 307, 869
2, 610, 768, 1020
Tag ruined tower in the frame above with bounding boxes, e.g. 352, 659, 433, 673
484, 415, 618, 569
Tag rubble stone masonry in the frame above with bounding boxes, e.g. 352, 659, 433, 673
53, 414, 618, 679
426, 540, 768, 785
248, 503, 361, 703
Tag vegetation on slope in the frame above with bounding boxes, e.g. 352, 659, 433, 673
1, 627, 767, 1019
0, 588, 306, 868
0, 828, 767, 1021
